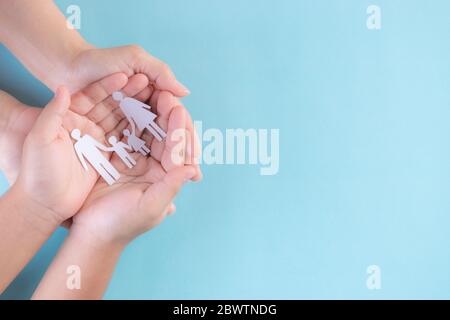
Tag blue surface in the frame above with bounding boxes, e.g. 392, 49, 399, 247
1, 0, 450, 299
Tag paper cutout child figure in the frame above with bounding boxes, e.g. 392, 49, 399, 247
112, 91, 166, 142
123, 129, 150, 156
107, 136, 137, 169
71, 129, 120, 186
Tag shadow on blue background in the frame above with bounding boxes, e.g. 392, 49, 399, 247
1, 0, 450, 299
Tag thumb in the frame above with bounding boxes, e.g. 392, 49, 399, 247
143, 165, 196, 212
31, 86, 71, 143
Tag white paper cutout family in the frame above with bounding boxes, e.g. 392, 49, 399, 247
71, 92, 165, 186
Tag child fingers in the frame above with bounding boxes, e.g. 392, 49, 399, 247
167, 203, 176, 215
70, 73, 128, 115
32, 87, 71, 143
142, 165, 195, 213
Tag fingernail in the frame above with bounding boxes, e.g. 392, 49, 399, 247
53, 86, 69, 104
194, 167, 203, 181
179, 82, 191, 95
184, 167, 196, 181
54, 86, 64, 98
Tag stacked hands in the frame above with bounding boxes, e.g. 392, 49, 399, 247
0, 0, 202, 299
0, 72, 201, 298
2, 74, 201, 245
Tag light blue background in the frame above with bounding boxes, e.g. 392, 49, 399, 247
1, 0, 449, 299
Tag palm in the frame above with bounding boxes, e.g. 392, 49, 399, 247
67, 72, 192, 185
71, 88, 190, 244
73, 150, 170, 243
2, 72, 195, 228
0, 94, 97, 219
69, 47, 201, 179
51, 73, 154, 218
2, 73, 151, 220
20, 123, 94, 217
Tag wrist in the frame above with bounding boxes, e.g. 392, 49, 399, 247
1, 185, 61, 237
45, 39, 95, 92
68, 222, 127, 255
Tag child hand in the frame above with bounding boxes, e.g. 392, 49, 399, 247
8, 73, 152, 227
11, 87, 92, 225
0, 74, 154, 293
70, 72, 202, 182
0, 73, 146, 184
70, 97, 197, 246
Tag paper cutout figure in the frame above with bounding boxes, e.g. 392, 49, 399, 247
71, 129, 120, 186
108, 136, 137, 169
123, 129, 150, 156
112, 91, 166, 142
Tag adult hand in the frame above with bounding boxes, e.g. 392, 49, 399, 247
67, 45, 189, 96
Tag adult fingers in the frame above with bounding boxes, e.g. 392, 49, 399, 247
129, 46, 190, 97
31, 86, 71, 144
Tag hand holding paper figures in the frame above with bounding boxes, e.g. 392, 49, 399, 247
11, 87, 100, 223
71, 91, 167, 185
0, 74, 199, 298
0, 0, 202, 300
70, 103, 196, 246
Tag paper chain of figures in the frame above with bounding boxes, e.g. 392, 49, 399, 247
71, 91, 166, 186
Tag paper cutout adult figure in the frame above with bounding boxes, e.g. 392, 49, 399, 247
108, 136, 137, 169
123, 129, 150, 156
71, 129, 120, 186
112, 91, 166, 142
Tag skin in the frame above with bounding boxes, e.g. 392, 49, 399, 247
0, 92, 40, 183
0, 74, 201, 186
0, 76, 112, 291
0, 75, 196, 296
0, 0, 202, 180
0, 0, 188, 95
0, 0, 202, 297
33, 95, 196, 300
0, 79, 108, 292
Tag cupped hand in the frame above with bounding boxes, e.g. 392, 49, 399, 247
71, 100, 197, 246
40, 43, 202, 180
7, 73, 152, 224
13, 86, 91, 224
0, 73, 155, 187
67, 45, 189, 97
69, 72, 203, 181
67, 45, 203, 180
